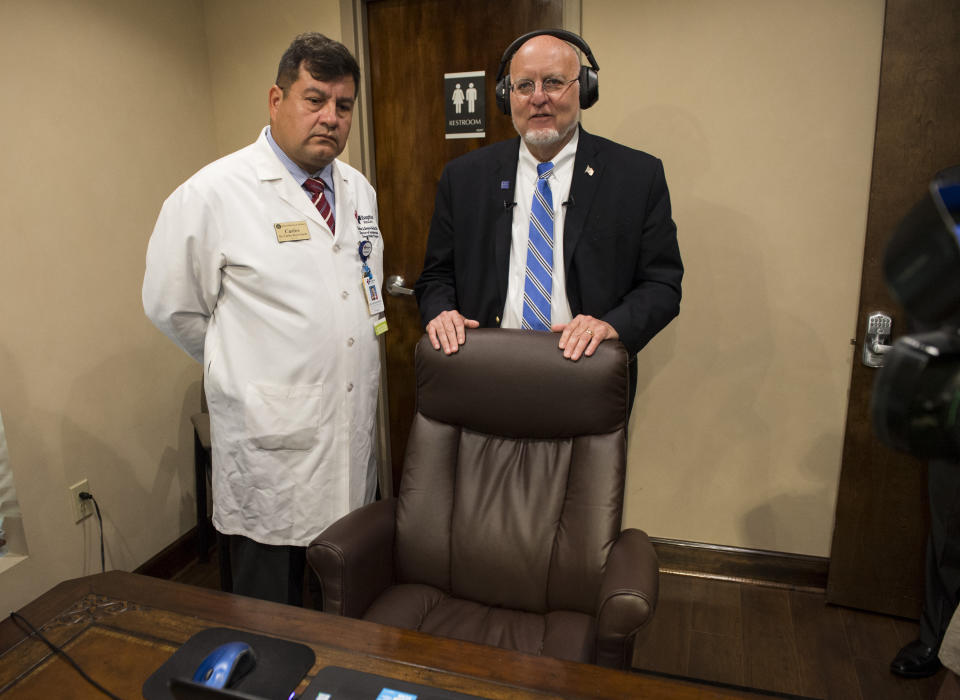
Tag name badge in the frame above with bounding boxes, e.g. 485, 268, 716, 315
358, 240, 385, 316
274, 221, 310, 242
363, 276, 385, 315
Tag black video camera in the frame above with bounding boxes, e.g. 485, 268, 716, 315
872, 165, 960, 458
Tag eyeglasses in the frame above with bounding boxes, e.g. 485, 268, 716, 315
510, 76, 579, 97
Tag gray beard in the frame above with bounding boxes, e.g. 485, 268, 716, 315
523, 128, 561, 147
514, 117, 579, 151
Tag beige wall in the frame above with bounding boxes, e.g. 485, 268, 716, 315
0, 0, 883, 614
202, 0, 348, 159
0, 0, 349, 614
0, 0, 218, 612
581, 0, 884, 555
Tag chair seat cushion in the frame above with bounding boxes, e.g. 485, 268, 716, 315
362, 584, 597, 664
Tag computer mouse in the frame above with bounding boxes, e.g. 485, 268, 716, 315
192, 641, 257, 689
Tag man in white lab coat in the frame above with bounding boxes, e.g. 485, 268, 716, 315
143, 33, 384, 606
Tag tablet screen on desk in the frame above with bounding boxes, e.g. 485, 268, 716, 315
301, 666, 488, 700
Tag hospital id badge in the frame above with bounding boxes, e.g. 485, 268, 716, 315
363, 275, 385, 315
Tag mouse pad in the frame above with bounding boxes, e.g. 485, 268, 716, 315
301, 666, 489, 700
142, 627, 315, 700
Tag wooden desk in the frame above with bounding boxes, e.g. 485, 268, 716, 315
0, 572, 769, 699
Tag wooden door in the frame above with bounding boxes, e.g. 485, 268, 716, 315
827, 0, 960, 617
366, 0, 563, 491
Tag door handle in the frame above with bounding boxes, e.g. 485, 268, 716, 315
862, 311, 893, 368
385, 275, 415, 297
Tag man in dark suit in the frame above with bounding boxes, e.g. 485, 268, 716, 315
891, 460, 960, 678
415, 30, 682, 385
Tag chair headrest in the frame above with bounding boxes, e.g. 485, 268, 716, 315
415, 329, 629, 438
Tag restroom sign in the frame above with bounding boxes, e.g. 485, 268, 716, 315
444, 71, 485, 139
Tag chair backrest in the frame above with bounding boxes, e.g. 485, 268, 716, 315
395, 329, 629, 615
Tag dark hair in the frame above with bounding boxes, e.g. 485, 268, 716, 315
275, 33, 360, 93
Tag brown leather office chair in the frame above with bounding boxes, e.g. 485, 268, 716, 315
307, 329, 658, 669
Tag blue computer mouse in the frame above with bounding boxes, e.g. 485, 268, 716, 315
192, 641, 257, 689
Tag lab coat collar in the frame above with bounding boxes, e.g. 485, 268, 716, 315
251, 126, 353, 238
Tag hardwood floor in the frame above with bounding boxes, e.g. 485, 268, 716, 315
170, 554, 948, 699
633, 574, 946, 700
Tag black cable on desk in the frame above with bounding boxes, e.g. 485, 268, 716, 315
8, 611, 123, 699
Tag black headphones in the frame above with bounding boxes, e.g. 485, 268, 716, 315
495, 29, 600, 116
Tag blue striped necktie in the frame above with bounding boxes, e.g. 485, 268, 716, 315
522, 161, 555, 331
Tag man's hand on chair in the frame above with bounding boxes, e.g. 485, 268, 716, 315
553, 316, 618, 361
426, 310, 480, 354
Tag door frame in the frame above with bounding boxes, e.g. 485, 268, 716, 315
826, 0, 960, 616
338, 0, 585, 497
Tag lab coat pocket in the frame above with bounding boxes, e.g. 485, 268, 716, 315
244, 382, 323, 450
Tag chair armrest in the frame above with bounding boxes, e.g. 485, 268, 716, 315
594, 528, 659, 669
306, 498, 396, 618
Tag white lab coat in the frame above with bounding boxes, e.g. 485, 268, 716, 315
143, 127, 382, 546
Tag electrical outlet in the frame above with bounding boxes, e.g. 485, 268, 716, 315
69, 479, 93, 523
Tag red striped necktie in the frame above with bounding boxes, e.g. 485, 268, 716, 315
303, 177, 335, 235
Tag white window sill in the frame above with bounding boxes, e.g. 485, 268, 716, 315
0, 553, 28, 575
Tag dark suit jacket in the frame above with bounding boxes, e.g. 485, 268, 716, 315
415, 127, 683, 356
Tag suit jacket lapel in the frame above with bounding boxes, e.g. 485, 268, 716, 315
564, 128, 603, 272
493, 139, 520, 311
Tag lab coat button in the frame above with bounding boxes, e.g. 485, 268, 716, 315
333, 244, 341, 253
347, 337, 355, 347
341, 290, 349, 299
347, 383, 354, 392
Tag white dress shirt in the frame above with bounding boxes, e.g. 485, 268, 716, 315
501, 127, 579, 328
